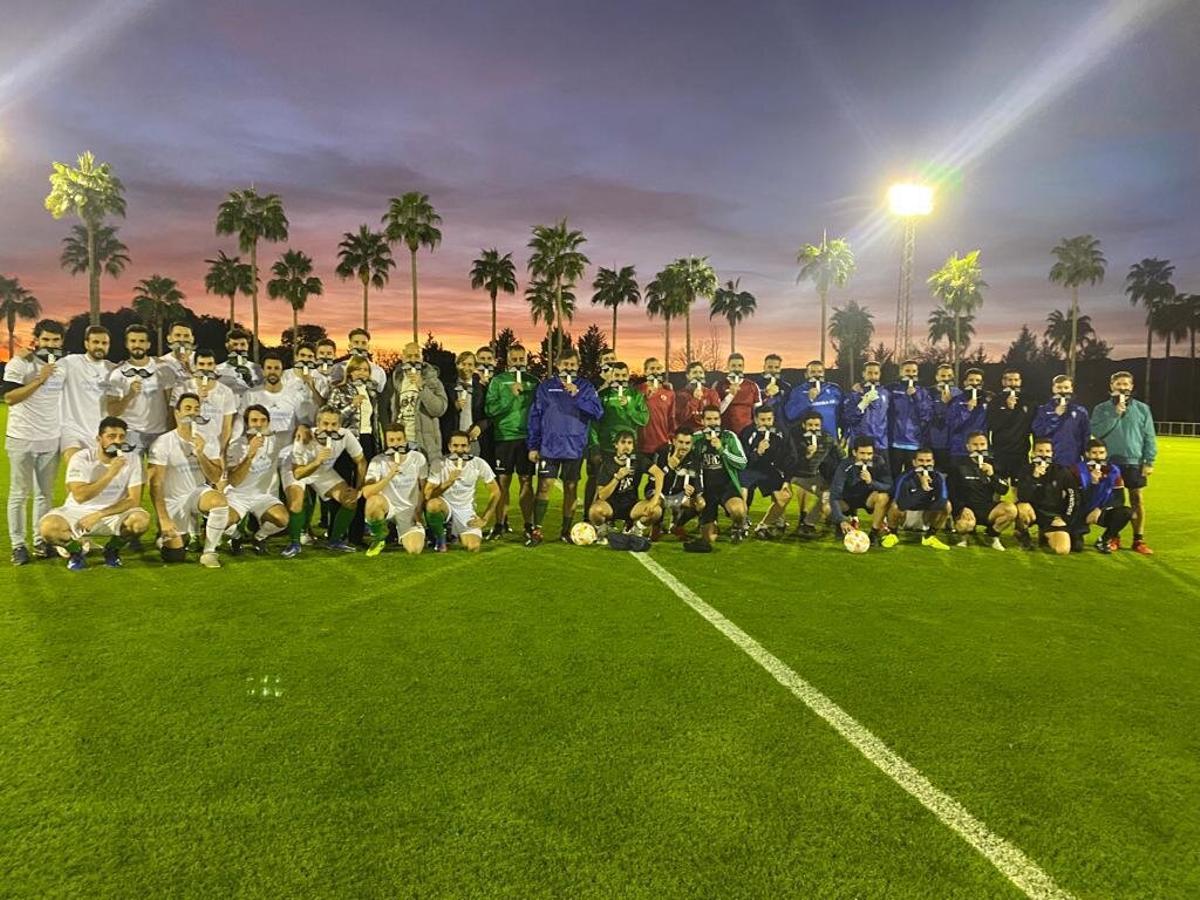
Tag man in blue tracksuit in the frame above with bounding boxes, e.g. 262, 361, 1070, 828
945, 367, 991, 462
1031, 374, 1090, 466
929, 363, 960, 471
526, 348, 603, 545
840, 361, 889, 453
1070, 438, 1133, 554
886, 359, 933, 477
755, 353, 792, 419
829, 435, 894, 544
783, 359, 842, 437
884, 447, 951, 549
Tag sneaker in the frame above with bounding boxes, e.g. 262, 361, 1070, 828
1094, 537, 1112, 555
11, 546, 30, 566
67, 552, 87, 571
199, 551, 221, 568
989, 536, 1006, 551
880, 533, 899, 549
34, 542, 55, 560
280, 542, 302, 559
921, 535, 950, 551
366, 540, 386, 558
730, 527, 746, 545
524, 527, 543, 547
103, 547, 123, 568
632, 521, 649, 537
795, 521, 817, 537
250, 538, 267, 556
228, 535, 245, 556
559, 532, 574, 545
753, 526, 774, 541
434, 537, 448, 553
1132, 539, 1154, 556
1106, 537, 1120, 554
299, 531, 313, 546
323, 539, 358, 553
1015, 530, 1034, 551
954, 536, 970, 548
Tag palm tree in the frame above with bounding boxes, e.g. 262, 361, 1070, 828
927, 250, 987, 380
131, 275, 186, 354
1179, 292, 1200, 408
1048, 235, 1106, 380
526, 279, 577, 333
1124, 258, 1176, 392
666, 256, 717, 363
527, 220, 589, 371
797, 233, 856, 365
645, 266, 685, 374
335, 225, 394, 330
204, 251, 254, 325
0, 276, 41, 360
709, 278, 757, 354
1043, 309, 1096, 359
382, 192, 442, 343
215, 188, 289, 359
1151, 296, 1190, 404
60, 224, 129, 283
469, 249, 518, 347
267, 250, 324, 341
927, 307, 976, 359
590, 265, 640, 353
828, 300, 874, 375
44, 151, 126, 326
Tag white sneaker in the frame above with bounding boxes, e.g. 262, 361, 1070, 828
990, 536, 1006, 551
199, 551, 221, 568
299, 532, 312, 546
955, 537, 969, 548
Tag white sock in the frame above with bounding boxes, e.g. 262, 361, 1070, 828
255, 520, 284, 541
205, 506, 231, 553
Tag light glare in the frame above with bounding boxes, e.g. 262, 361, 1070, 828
887, 183, 934, 217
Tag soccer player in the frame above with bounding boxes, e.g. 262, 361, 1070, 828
58, 324, 114, 461
675, 361, 721, 431
693, 405, 749, 544
716, 353, 762, 435
485, 343, 537, 539
885, 359, 932, 477
948, 431, 1015, 550
646, 427, 704, 537
788, 411, 838, 534
38, 416, 150, 570
1031, 375, 1090, 465
157, 321, 196, 380
986, 367, 1034, 480
756, 353, 791, 418
330, 327, 387, 393
106, 323, 176, 451
588, 430, 661, 537
882, 448, 951, 550
441, 350, 491, 459
1090, 371, 1156, 554
946, 367, 990, 462
4, 319, 65, 564
585, 361, 648, 512
526, 349, 603, 545
637, 356, 676, 469
386, 342, 448, 465
840, 361, 889, 454
215, 328, 263, 396
243, 352, 317, 442
928, 363, 960, 472
282, 342, 331, 427
362, 422, 429, 557
315, 338, 338, 379
1015, 437, 1077, 555
424, 430, 501, 552
289, 407, 366, 553
829, 435, 893, 545
223, 405, 291, 555
170, 349, 237, 453
739, 406, 795, 538
148, 394, 231, 569
783, 360, 842, 438
1072, 439, 1134, 555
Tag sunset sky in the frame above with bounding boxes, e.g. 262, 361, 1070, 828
1, 0, 1197, 366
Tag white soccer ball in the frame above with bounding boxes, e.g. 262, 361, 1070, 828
843, 529, 870, 554
570, 522, 598, 546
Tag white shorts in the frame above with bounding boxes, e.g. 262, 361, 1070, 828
127, 430, 164, 452
225, 489, 284, 520
166, 485, 215, 527
59, 427, 94, 454
42, 505, 137, 538
379, 497, 425, 538
295, 467, 346, 497
447, 502, 483, 539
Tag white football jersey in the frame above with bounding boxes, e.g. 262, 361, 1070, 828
106, 359, 175, 434
4, 353, 65, 441
148, 430, 221, 509
292, 430, 363, 474
225, 432, 284, 496
59, 353, 114, 436
63, 446, 144, 512
427, 455, 495, 508
366, 449, 428, 517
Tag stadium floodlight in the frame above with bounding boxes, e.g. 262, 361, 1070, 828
887, 182, 934, 218
887, 183, 934, 361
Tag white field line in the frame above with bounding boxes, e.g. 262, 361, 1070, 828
632, 552, 1075, 900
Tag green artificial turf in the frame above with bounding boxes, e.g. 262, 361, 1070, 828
1, 410, 1197, 898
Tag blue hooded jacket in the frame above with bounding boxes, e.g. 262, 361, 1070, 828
840, 385, 889, 451
886, 382, 933, 450
527, 375, 603, 460
928, 385, 961, 450
783, 379, 842, 435
945, 390, 990, 456
892, 468, 949, 510
829, 456, 893, 524
1032, 400, 1091, 465
1075, 461, 1123, 512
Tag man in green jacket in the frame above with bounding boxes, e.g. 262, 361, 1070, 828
692, 405, 749, 545
584, 361, 649, 512
484, 343, 537, 540
1090, 370, 1157, 555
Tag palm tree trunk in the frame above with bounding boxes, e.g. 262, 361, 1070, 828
250, 241, 260, 362
1144, 325, 1153, 401
7, 313, 15, 359
1190, 326, 1197, 418
157, 320, 164, 357
292, 305, 299, 344
730, 321, 736, 355
1164, 333, 1172, 413
228, 294, 235, 326
819, 288, 828, 366
685, 303, 693, 365
362, 276, 370, 330
552, 281, 562, 372
664, 316, 672, 376
1068, 285, 1079, 380
612, 306, 618, 353
410, 248, 419, 344
87, 222, 100, 326
953, 313, 961, 382
490, 289, 498, 347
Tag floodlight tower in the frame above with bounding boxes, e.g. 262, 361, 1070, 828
887, 183, 934, 361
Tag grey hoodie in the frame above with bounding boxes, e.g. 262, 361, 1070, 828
385, 362, 448, 464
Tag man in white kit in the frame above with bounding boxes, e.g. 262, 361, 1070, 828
362, 421, 429, 557
106, 323, 176, 451
224, 404, 291, 556
423, 430, 500, 553
58, 325, 116, 462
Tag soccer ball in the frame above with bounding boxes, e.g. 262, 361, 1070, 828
570, 522, 598, 546
843, 529, 870, 554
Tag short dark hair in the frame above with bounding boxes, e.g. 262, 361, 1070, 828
476, 346, 493, 357
125, 324, 150, 339
852, 435, 875, 450
382, 421, 407, 435
167, 321, 192, 334
447, 429, 472, 443
34, 319, 64, 337
937, 362, 954, 371
701, 404, 721, 416
296, 342, 317, 356
84, 325, 110, 340
964, 367, 984, 379
614, 429, 636, 444
764, 353, 782, 364
1002, 367, 1021, 377
261, 351, 285, 366
610, 360, 629, 370
728, 352, 744, 363
558, 349, 579, 362
194, 348, 217, 363
965, 431, 988, 442
687, 360, 704, 370
673, 426, 694, 437
754, 405, 774, 417
901, 359, 919, 368
806, 360, 823, 368
98, 415, 127, 435
348, 328, 371, 341
243, 404, 270, 426
226, 327, 251, 343
914, 447, 935, 457
803, 411, 822, 423
1033, 435, 1053, 448
316, 338, 336, 350
1087, 438, 1107, 452
456, 350, 476, 364
174, 392, 200, 410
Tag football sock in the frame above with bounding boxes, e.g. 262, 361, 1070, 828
367, 519, 388, 542
65, 539, 83, 555
330, 507, 353, 541
204, 506, 230, 553
105, 536, 125, 552
255, 520, 284, 541
426, 511, 446, 539
534, 498, 548, 527
288, 511, 306, 542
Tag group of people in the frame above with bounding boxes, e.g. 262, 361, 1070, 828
2, 317, 1160, 569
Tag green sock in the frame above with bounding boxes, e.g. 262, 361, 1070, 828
331, 507, 353, 541
302, 491, 315, 530
65, 539, 83, 554
105, 536, 125, 552
426, 511, 446, 539
534, 498, 548, 527
288, 510, 306, 542
368, 519, 387, 542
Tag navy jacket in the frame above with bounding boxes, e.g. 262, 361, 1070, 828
830, 457, 893, 524
527, 376, 603, 460
840, 385, 889, 452
1032, 400, 1091, 465
783, 380, 842, 435
886, 381, 933, 450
